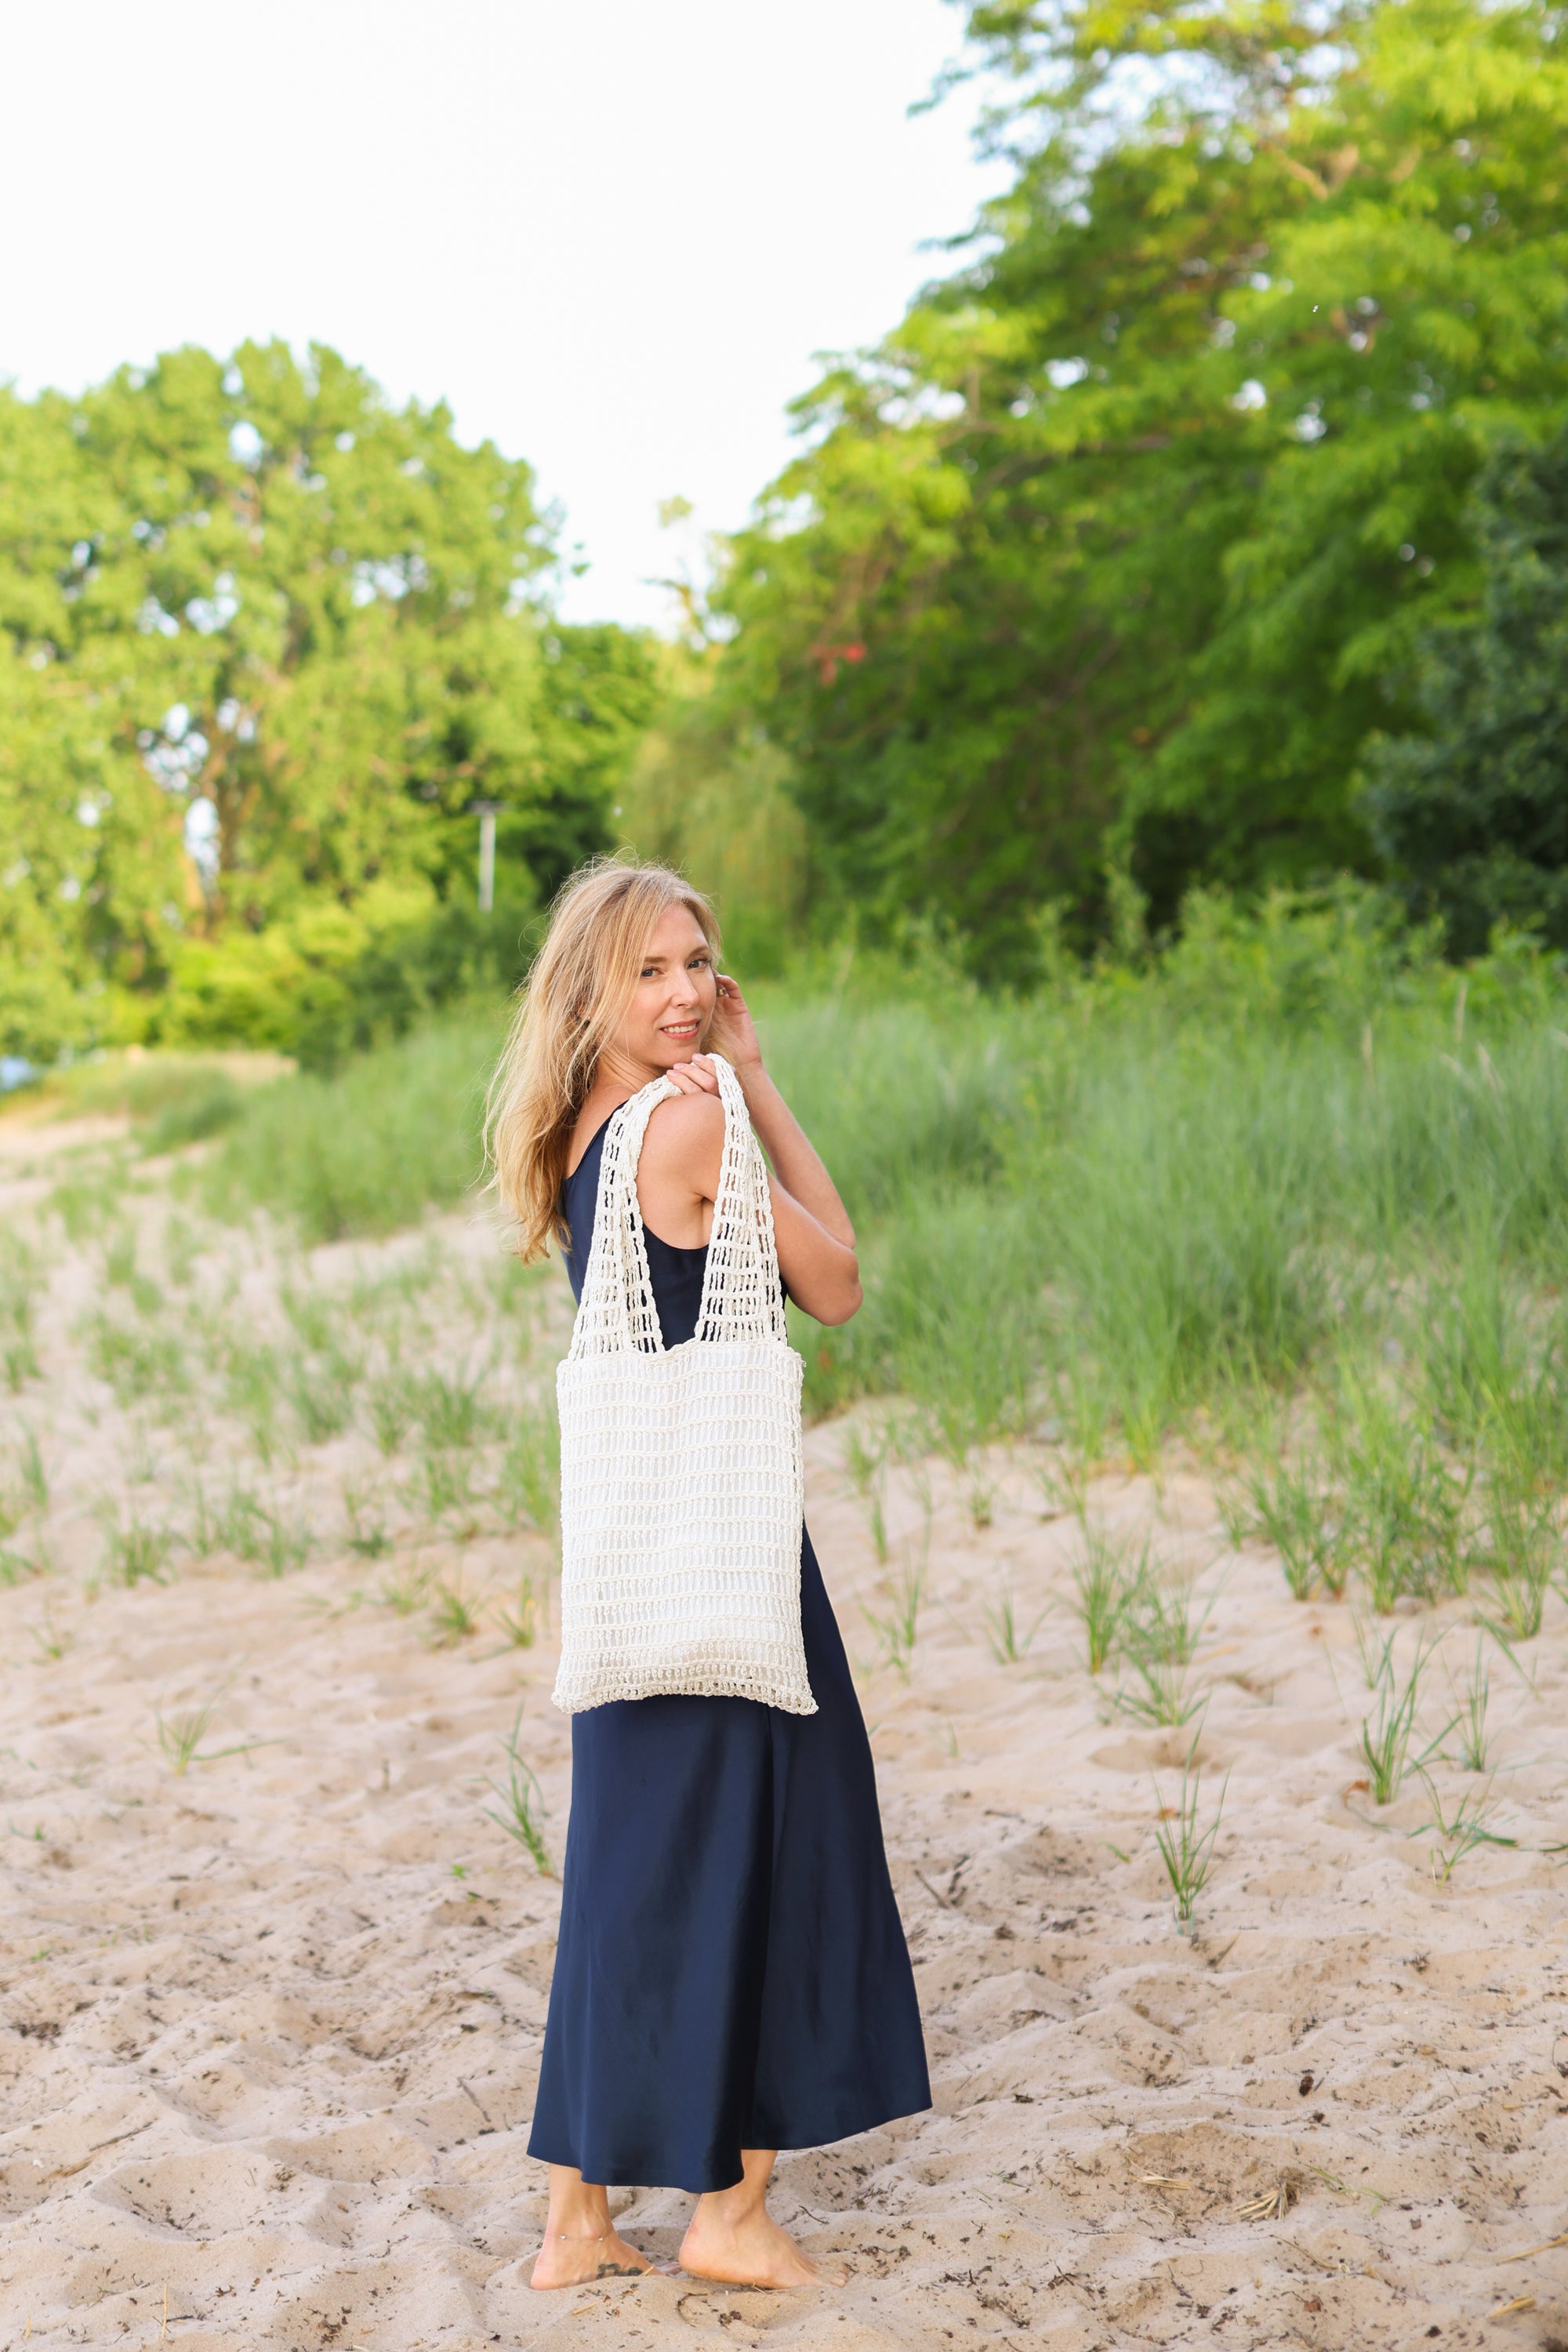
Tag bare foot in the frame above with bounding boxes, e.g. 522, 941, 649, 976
530, 2229, 656, 2290
678, 2206, 847, 2288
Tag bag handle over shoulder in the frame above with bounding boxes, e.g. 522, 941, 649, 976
568, 1053, 789, 1361
568, 1073, 677, 1359
695, 1055, 789, 1348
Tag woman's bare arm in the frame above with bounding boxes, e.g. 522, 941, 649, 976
733, 1065, 855, 1249
638, 982, 862, 1327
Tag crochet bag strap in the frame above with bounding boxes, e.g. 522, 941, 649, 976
568, 1073, 677, 1361
694, 1054, 790, 1349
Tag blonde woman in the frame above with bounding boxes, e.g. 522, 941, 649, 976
488, 858, 929, 2292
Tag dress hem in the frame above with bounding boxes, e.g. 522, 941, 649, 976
524, 2093, 933, 2197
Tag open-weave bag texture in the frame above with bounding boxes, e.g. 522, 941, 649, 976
553, 1053, 814, 1715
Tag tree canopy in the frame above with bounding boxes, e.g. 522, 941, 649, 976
1366, 423, 1568, 953
0, 343, 655, 1060
9, 0, 1568, 1054
708, 0, 1568, 975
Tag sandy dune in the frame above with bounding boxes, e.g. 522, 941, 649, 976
2, 1114, 1567, 2349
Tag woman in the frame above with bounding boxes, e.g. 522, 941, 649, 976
486, 859, 929, 2292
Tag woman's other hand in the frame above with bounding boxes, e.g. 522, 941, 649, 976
660, 986, 862, 1327
662, 976, 759, 1091
710, 975, 764, 1076
663, 1053, 722, 1098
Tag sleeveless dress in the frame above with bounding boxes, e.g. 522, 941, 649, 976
525, 1116, 931, 2194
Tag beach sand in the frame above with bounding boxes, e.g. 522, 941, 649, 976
2, 1116, 1566, 2349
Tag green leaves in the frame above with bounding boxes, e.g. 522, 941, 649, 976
711, 0, 1568, 969
0, 342, 655, 1061
1365, 423, 1568, 954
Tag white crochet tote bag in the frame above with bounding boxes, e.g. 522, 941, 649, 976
553, 1052, 815, 1715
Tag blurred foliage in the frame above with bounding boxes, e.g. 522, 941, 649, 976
204, 892, 1568, 1504
206, 1004, 503, 1241
10, 0, 1568, 1055
703, 0, 1568, 977
147, 889, 539, 1069
1366, 422, 1568, 955
0, 341, 655, 1062
615, 643, 811, 976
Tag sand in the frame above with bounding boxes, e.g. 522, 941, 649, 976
2, 1110, 1567, 2350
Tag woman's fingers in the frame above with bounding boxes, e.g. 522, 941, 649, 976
713, 982, 764, 1076
666, 1056, 720, 1094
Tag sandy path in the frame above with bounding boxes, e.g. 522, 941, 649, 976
2, 1120, 1567, 2349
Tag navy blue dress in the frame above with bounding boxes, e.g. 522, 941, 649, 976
526, 1116, 931, 2194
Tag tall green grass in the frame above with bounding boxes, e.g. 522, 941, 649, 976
198, 895, 1568, 1601
205, 1007, 501, 1242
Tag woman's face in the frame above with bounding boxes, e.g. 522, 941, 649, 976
609, 902, 717, 1076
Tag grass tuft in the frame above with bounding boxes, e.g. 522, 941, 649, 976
366, 1367, 418, 1456
862, 1548, 926, 1678
1358, 1636, 1449, 1805
100, 1510, 176, 1588
341, 1482, 391, 1559
411, 1365, 494, 1451
1070, 1525, 1145, 1675
154, 1694, 222, 1774
1243, 1447, 1345, 1600
981, 1587, 1043, 1664
287, 1350, 360, 1444
0, 1432, 48, 1538
1152, 1740, 1229, 1936
497, 1572, 545, 1647
1414, 1769, 1518, 1885
1477, 1487, 1558, 1642
429, 1575, 482, 1645
496, 1410, 560, 1539
482, 1708, 554, 1873
1332, 1379, 1469, 1611
1443, 1639, 1494, 1773
376, 1559, 432, 1615
0, 1236, 42, 1391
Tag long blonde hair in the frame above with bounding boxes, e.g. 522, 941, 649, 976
485, 857, 724, 1261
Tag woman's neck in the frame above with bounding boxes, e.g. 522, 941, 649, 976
592, 1046, 660, 1097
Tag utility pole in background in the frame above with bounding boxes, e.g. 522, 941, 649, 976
469, 800, 503, 913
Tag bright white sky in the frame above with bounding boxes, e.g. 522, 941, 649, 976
1, 1, 1003, 629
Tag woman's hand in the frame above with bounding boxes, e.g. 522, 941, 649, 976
710, 974, 764, 1077
652, 979, 860, 1322
663, 975, 763, 1098
663, 1054, 721, 1098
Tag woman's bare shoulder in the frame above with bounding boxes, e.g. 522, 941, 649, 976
641, 1090, 725, 1193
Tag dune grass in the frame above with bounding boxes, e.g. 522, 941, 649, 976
185, 896, 1568, 1628
205, 1007, 500, 1242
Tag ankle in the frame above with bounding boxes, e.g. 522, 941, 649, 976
691, 2190, 764, 2234
545, 2201, 614, 2244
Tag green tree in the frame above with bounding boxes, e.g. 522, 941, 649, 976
1364, 424, 1568, 953
618, 642, 811, 975
0, 342, 654, 1059
713, 0, 1568, 972
522, 621, 662, 891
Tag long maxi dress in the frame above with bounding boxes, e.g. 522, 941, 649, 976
526, 1114, 931, 2194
